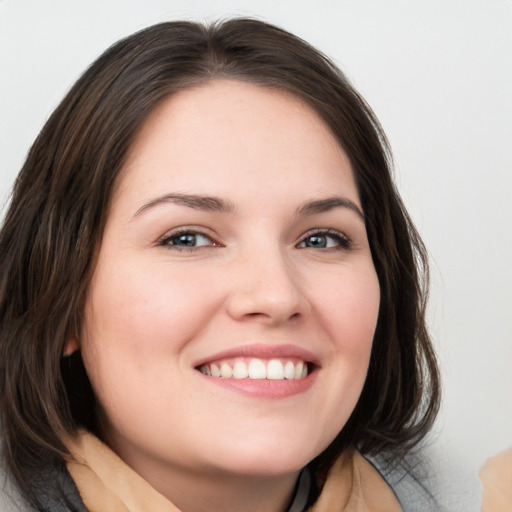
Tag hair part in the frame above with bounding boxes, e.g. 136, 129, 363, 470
0, 18, 440, 504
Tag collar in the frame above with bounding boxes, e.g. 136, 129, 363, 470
65, 431, 400, 512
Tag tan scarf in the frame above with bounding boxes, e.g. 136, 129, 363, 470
65, 430, 401, 512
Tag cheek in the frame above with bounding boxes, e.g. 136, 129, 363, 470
293, 263, 379, 454
83, 259, 219, 352
79, 259, 224, 418
311, 262, 380, 353
79, 258, 227, 411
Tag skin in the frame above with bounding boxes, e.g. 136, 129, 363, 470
69, 80, 380, 512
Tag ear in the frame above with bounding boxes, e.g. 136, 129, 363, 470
63, 337, 79, 356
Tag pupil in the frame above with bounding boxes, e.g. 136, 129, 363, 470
173, 234, 196, 246
307, 235, 326, 248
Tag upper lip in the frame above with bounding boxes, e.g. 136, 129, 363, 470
193, 343, 319, 368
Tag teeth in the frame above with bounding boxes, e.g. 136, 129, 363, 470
267, 359, 284, 380
233, 361, 249, 379
199, 366, 211, 376
284, 361, 295, 379
211, 364, 221, 377
220, 363, 233, 378
199, 358, 309, 380
248, 359, 267, 379
294, 361, 304, 379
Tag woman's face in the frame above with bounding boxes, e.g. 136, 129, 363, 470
77, 80, 380, 484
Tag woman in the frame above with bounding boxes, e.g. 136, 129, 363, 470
0, 18, 440, 511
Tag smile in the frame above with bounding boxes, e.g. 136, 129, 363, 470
198, 357, 309, 380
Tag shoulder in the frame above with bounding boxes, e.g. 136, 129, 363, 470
1, 424, 32, 510
367, 446, 490, 512
1, 458, 34, 511
363, 451, 441, 512
1, 445, 86, 512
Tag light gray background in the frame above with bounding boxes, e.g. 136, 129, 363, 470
1, 1, 511, 509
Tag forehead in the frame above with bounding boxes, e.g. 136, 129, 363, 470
116, 79, 358, 210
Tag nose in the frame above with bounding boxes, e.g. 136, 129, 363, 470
225, 248, 311, 326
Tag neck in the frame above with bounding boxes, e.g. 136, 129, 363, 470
134, 460, 298, 512
70, 428, 303, 512
133, 459, 300, 512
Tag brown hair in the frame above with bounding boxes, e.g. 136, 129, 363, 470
0, 18, 439, 504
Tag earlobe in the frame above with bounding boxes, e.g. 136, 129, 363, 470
63, 338, 79, 357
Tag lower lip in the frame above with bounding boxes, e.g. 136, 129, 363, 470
197, 371, 317, 398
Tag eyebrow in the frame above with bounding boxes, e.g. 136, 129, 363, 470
133, 193, 236, 217
295, 196, 364, 220
133, 193, 364, 220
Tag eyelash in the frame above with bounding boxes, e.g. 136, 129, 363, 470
297, 229, 352, 251
157, 228, 220, 252
158, 228, 352, 252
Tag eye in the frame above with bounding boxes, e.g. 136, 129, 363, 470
158, 230, 217, 250
297, 230, 351, 250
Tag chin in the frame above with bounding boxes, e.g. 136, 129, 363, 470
198, 434, 324, 477
210, 455, 309, 478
